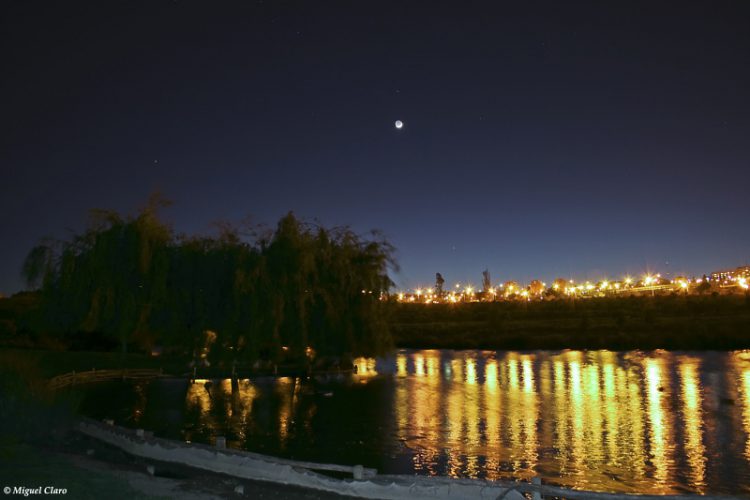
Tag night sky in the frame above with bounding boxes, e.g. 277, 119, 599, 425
2, 1, 749, 295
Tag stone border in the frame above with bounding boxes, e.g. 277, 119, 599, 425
77, 418, 524, 499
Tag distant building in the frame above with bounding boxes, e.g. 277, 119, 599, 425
710, 266, 750, 284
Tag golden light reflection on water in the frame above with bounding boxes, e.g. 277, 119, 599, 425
466, 357, 477, 385
186, 379, 213, 418
174, 350, 750, 494
390, 350, 719, 493
645, 357, 674, 487
464, 354, 481, 476
485, 359, 498, 390
397, 350, 443, 476
520, 356, 538, 472
415, 353, 425, 377
396, 354, 407, 377
484, 358, 501, 476
508, 358, 519, 389
626, 367, 645, 482
354, 357, 378, 377
522, 358, 534, 394
276, 377, 295, 447
583, 362, 603, 468
185, 378, 260, 444
679, 358, 706, 491
450, 357, 463, 382
602, 358, 617, 465
426, 353, 439, 377
734, 351, 750, 465
567, 356, 584, 479
446, 354, 463, 477
553, 360, 569, 473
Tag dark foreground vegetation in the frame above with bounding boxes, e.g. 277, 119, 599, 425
8, 197, 395, 373
391, 294, 750, 350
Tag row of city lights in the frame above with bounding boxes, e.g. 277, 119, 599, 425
396, 273, 748, 302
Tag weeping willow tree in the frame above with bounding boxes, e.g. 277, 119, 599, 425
22, 202, 396, 363
23, 196, 172, 353
238, 213, 397, 364
308, 226, 395, 358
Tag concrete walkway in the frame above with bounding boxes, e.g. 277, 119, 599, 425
0, 437, 360, 500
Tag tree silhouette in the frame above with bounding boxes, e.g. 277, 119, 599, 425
23, 203, 396, 363
435, 273, 445, 297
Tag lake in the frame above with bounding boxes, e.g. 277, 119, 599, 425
78, 349, 750, 494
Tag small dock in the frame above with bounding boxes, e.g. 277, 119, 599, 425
48, 368, 164, 390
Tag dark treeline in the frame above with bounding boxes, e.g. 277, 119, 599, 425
391, 294, 750, 350
18, 198, 396, 367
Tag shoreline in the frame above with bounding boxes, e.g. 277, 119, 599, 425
1, 432, 360, 500
75, 418, 528, 500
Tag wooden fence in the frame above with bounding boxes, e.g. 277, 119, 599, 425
49, 368, 163, 390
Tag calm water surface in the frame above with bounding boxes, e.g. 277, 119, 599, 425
79, 349, 750, 494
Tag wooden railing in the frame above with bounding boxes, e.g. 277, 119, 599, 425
49, 368, 163, 390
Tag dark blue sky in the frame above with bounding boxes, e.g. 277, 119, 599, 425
2, 1, 749, 294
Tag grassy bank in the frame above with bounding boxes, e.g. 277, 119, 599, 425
390, 294, 750, 350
